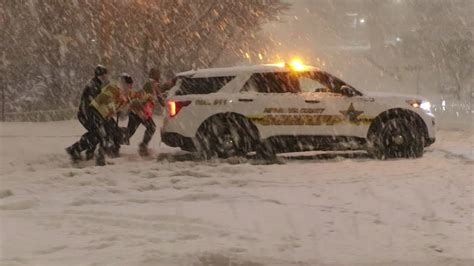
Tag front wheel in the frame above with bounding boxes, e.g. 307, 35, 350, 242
255, 140, 277, 161
369, 118, 424, 159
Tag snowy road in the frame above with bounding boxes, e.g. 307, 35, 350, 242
0, 121, 472, 266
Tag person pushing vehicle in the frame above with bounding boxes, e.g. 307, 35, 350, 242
126, 67, 176, 156
66, 65, 108, 161
67, 73, 132, 166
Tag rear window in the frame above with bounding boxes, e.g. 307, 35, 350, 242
176, 76, 235, 95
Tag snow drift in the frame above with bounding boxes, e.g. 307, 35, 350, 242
0, 120, 472, 265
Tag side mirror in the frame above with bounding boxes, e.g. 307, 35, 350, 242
340, 85, 360, 97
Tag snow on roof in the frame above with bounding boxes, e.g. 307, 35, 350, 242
177, 64, 319, 78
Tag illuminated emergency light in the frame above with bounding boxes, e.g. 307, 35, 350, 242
289, 58, 305, 71
269, 58, 308, 71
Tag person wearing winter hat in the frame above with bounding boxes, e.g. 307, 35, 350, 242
66, 72, 130, 166
127, 67, 176, 156
66, 64, 109, 162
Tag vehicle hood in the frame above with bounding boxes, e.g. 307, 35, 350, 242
364, 91, 429, 102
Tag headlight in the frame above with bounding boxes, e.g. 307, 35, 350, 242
407, 100, 431, 112
420, 101, 431, 112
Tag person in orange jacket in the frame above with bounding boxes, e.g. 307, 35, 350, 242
127, 67, 176, 156
127, 75, 157, 156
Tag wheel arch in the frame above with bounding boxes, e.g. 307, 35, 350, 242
367, 108, 429, 141
196, 112, 261, 143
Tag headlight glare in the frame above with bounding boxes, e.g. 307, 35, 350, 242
420, 101, 431, 112
407, 100, 431, 112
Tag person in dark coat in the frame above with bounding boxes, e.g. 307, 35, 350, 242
66, 65, 109, 162
66, 73, 131, 166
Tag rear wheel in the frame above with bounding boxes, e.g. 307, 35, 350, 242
196, 116, 256, 159
369, 118, 424, 159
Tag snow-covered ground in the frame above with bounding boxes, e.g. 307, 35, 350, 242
0, 119, 472, 266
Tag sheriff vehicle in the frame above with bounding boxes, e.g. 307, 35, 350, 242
161, 61, 436, 160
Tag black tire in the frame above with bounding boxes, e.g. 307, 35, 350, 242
196, 115, 256, 159
255, 140, 277, 161
369, 118, 424, 159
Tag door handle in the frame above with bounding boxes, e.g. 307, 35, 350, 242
238, 99, 253, 102
305, 100, 320, 104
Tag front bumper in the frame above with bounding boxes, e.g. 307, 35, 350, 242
425, 137, 436, 147
161, 132, 196, 152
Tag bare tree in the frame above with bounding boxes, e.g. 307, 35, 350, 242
397, 0, 473, 99
2, 0, 288, 120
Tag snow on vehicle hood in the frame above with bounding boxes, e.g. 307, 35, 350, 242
364, 91, 429, 102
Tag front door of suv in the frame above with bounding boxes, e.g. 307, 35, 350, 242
297, 71, 369, 139
240, 72, 309, 139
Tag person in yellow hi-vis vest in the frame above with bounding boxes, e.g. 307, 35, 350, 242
67, 73, 132, 166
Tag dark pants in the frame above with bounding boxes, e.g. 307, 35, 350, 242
105, 118, 125, 156
77, 111, 99, 153
127, 112, 156, 146
72, 109, 115, 154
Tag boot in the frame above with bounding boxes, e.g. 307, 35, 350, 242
95, 147, 106, 166
104, 139, 120, 158
85, 149, 95, 161
66, 145, 81, 163
138, 142, 150, 157
107, 144, 120, 158
120, 127, 130, 145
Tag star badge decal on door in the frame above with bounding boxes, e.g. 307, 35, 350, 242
340, 103, 364, 123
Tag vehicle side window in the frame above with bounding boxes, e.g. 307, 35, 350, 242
244, 72, 300, 93
296, 71, 348, 94
176, 76, 235, 95
241, 78, 259, 93
298, 76, 330, 93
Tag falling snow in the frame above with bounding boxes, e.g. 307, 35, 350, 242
0, 0, 473, 265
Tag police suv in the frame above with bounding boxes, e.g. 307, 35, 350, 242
161, 63, 436, 159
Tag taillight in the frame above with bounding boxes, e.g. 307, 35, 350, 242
167, 100, 191, 117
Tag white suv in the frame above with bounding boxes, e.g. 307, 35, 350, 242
161, 64, 436, 159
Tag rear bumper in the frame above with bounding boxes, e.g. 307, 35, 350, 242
161, 132, 196, 151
